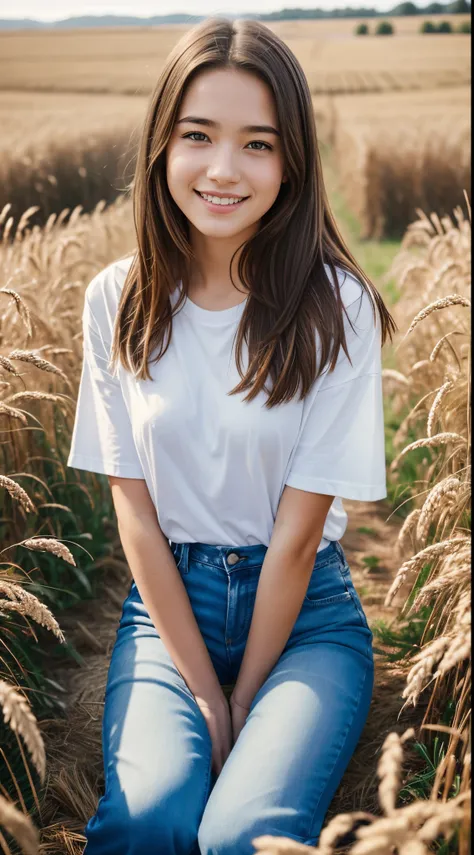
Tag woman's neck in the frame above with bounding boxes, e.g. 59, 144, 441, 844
186, 222, 255, 308
186, 278, 249, 311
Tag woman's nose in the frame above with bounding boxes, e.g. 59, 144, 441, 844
206, 145, 241, 183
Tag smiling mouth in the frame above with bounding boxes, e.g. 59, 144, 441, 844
194, 190, 250, 206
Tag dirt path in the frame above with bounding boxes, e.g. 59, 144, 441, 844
37, 500, 425, 854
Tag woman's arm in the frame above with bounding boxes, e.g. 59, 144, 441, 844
231, 486, 334, 710
108, 475, 224, 706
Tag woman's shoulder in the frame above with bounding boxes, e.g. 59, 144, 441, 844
323, 262, 380, 335
323, 262, 368, 310
83, 254, 135, 328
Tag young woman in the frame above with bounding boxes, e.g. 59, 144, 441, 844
68, 16, 397, 855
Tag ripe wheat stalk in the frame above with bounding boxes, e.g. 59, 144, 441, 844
0, 194, 135, 855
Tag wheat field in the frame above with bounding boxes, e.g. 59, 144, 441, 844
0, 90, 147, 228
319, 85, 471, 237
0, 19, 470, 237
0, 14, 471, 854
1, 19, 470, 94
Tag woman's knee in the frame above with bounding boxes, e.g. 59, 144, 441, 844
198, 808, 265, 855
86, 787, 200, 854
198, 814, 319, 855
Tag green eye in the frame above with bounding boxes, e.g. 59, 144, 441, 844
182, 132, 272, 151
183, 132, 208, 142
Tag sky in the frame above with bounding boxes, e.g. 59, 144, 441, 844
0, 0, 399, 21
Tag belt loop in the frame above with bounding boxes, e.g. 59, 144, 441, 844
334, 541, 344, 563
180, 543, 190, 574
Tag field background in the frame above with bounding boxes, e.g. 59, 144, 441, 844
1, 16, 470, 236
0, 14, 471, 855
1, 18, 471, 93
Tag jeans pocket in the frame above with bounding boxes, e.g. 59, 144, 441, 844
304, 556, 353, 606
348, 584, 372, 633
339, 562, 372, 633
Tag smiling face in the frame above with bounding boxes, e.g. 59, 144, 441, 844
165, 66, 287, 247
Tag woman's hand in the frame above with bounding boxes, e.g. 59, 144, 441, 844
195, 691, 233, 778
229, 695, 251, 745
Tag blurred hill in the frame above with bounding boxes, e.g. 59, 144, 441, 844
0, 0, 470, 30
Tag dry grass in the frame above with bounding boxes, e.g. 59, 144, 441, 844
323, 87, 470, 238
0, 196, 136, 853
0, 19, 470, 95
384, 204, 471, 709
0, 91, 147, 229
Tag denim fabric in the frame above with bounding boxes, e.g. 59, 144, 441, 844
83, 539, 374, 854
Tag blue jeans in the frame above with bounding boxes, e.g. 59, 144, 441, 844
84, 539, 374, 854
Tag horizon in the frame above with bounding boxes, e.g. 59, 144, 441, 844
0, 0, 448, 22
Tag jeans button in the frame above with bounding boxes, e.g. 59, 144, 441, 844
227, 552, 240, 565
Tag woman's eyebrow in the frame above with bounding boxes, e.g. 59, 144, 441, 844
176, 116, 280, 137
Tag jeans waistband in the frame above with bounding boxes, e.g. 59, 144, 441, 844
168, 539, 340, 575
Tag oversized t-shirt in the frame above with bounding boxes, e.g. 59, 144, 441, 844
67, 255, 387, 550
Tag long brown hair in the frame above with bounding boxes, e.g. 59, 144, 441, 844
110, 16, 397, 407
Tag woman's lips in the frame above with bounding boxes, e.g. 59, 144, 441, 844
194, 189, 249, 213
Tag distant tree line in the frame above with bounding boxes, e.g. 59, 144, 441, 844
355, 15, 470, 32
0, 0, 470, 30
260, 0, 470, 19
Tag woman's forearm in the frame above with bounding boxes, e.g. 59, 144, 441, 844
231, 537, 322, 709
116, 514, 223, 705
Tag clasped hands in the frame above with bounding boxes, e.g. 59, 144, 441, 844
194, 689, 252, 778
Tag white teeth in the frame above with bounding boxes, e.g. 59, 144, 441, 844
199, 192, 244, 205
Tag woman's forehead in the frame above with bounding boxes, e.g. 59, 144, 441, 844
179, 68, 278, 126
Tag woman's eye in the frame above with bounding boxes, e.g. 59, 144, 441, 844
182, 132, 271, 151
183, 132, 208, 142
247, 141, 272, 151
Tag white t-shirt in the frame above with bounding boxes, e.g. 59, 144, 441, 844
67, 256, 387, 550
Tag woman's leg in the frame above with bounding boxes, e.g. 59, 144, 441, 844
198, 541, 375, 855
83, 580, 214, 855
83, 539, 267, 855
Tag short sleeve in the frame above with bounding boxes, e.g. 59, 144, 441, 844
67, 287, 145, 479
285, 283, 387, 501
